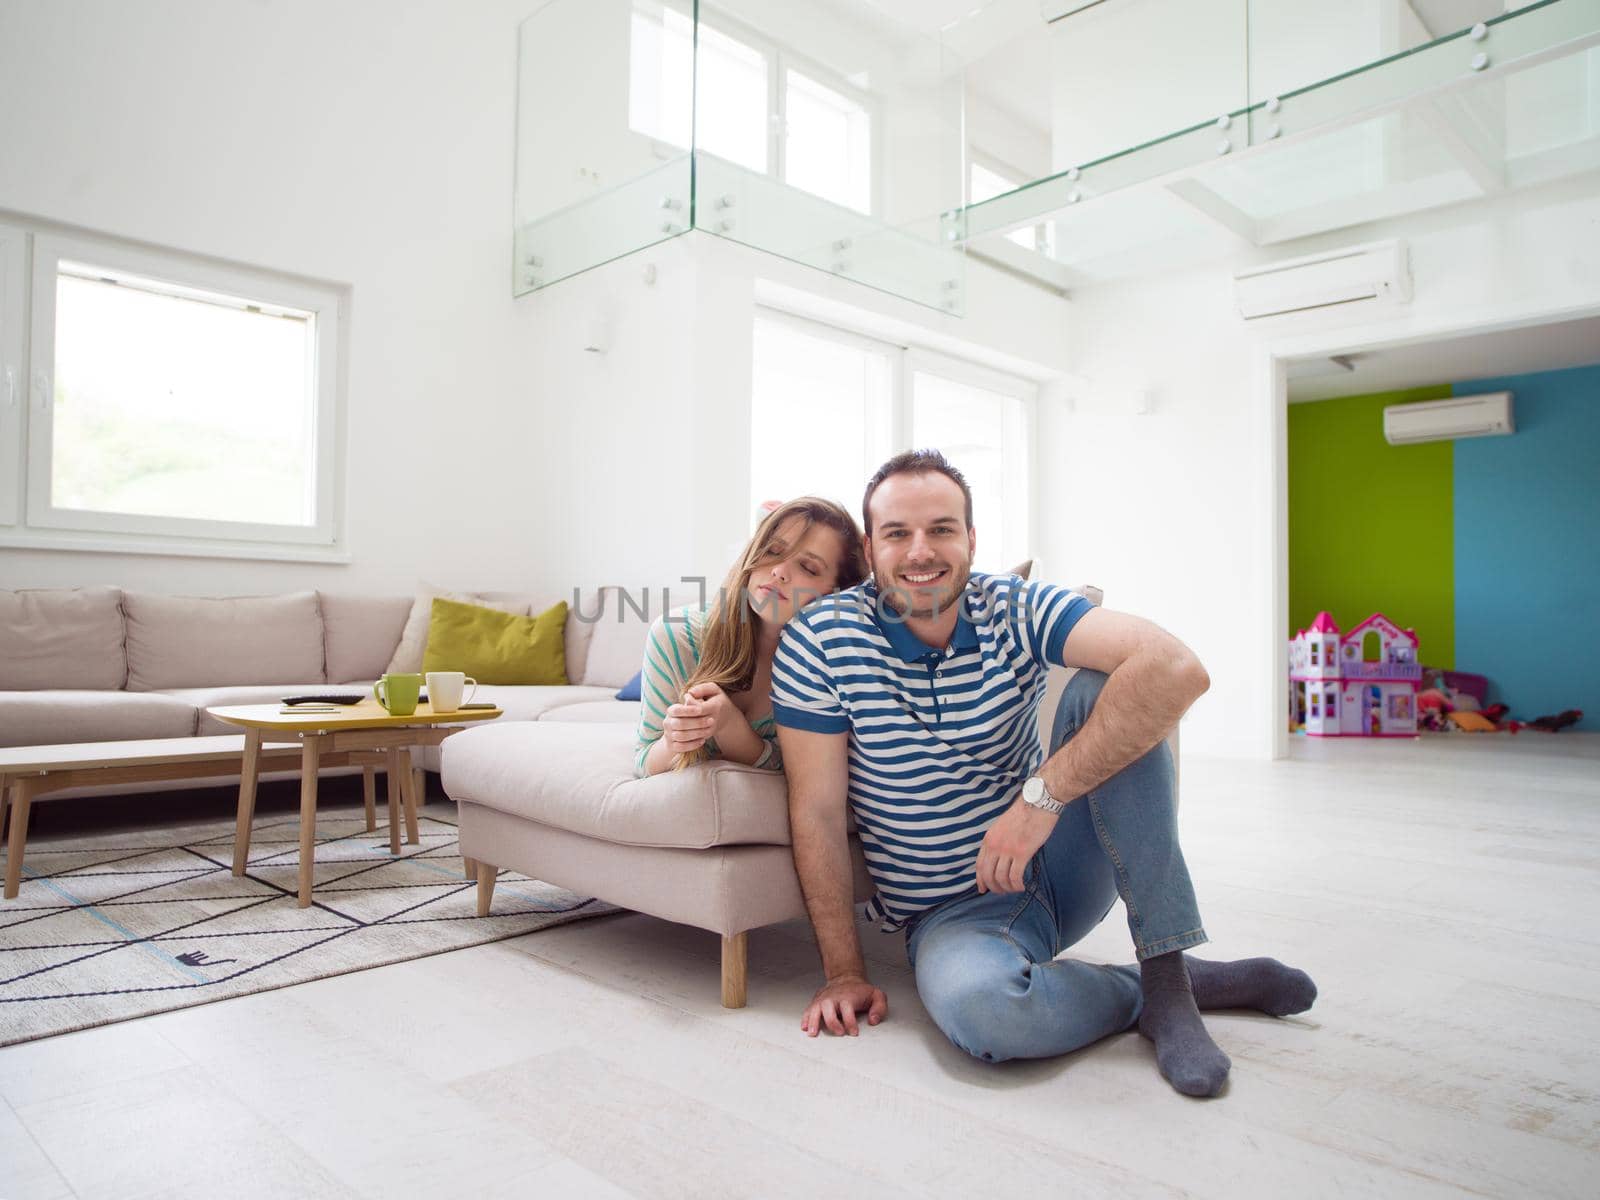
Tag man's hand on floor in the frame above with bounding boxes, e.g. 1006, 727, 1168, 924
802, 976, 888, 1037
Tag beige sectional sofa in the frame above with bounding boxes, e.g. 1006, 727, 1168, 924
0, 585, 649, 796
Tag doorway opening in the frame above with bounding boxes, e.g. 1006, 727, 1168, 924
1271, 307, 1600, 757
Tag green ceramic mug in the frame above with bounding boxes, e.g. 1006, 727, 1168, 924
373, 672, 423, 716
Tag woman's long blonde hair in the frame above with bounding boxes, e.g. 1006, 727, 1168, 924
674, 496, 867, 770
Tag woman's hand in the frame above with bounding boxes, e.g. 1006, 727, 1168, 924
683, 681, 739, 735
661, 698, 716, 756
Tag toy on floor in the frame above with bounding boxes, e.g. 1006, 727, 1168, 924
1528, 708, 1584, 732
1289, 611, 1421, 738
1447, 710, 1497, 733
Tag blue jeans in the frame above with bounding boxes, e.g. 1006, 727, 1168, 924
904, 669, 1207, 1063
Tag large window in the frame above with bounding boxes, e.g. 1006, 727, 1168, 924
751, 311, 1034, 570
629, 3, 877, 214
0, 225, 344, 559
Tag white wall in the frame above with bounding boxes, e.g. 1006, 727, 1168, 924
0, 0, 1071, 606
515, 226, 1075, 594
0, 0, 539, 595
1044, 172, 1600, 758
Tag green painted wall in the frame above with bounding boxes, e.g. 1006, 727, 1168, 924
1288, 386, 1455, 668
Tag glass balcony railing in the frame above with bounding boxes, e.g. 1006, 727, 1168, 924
514, 0, 966, 312
958, 0, 1600, 283
514, 0, 1600, 304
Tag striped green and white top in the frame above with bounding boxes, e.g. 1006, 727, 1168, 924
634, 603, 782, 777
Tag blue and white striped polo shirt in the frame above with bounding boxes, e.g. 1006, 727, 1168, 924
770, 572, 1093, 930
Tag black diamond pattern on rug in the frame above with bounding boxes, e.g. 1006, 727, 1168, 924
0, 805, 617, 1046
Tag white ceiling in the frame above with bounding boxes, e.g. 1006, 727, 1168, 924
1286, 314, 1600, 403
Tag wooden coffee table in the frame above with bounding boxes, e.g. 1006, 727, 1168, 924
1, 735, 323, 900
209, 700, 501, 907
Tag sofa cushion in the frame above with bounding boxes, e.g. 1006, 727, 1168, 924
0, 690, 198, 747
464, 684, 620, 723
441, 722, 792, 849
539, 700, 641, 724
124, 592, 325, 690
0, 587, 127, 690
320, 593, 413, 683
580, 585, 701, 689
423, 598, 568, 684
477, 589, 596, 685
385, 585, 530, 675
155, 684, 343, 735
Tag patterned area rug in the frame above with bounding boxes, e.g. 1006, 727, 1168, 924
0, 804, 616, 1046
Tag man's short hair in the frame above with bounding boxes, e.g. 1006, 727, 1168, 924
862, 449, 973, 536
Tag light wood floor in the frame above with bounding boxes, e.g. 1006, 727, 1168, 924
3, 734, 1596, 1199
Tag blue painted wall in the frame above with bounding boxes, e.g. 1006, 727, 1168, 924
1453, 364, 1600, 730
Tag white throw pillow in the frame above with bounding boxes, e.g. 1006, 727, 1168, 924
383, 584, 531, 675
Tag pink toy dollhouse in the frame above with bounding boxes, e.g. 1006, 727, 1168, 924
1289, 611, 1421, 737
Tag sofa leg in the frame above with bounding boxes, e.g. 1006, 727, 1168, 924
461, 855, 477, 880
721, 932, 748, 1009
476, 862, 497, 916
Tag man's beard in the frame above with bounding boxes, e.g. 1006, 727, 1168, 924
876, 563, 971, 620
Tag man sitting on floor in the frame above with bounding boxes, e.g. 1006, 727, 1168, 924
771, 450, 1315, 1097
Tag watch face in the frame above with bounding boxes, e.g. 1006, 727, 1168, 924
1023, 777, 1043, 803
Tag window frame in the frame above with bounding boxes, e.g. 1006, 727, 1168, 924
8, 229, 346, 559
752, 305, 1037, 569
630, 1, 883, 216
776, 57, 881, 216
0, 222, 24, 529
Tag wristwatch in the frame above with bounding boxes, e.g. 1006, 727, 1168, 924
1021, 775, 1065, 815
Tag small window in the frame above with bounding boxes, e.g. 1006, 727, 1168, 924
7, 230, 344, 558
1310, 693, 1321, 717
1310, 642, 1320, 665
785, 68, 872, 213
628, 5, 877, 215
629, 4, 768, 172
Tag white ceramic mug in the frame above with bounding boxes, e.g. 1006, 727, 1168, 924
425, 671, 478, 713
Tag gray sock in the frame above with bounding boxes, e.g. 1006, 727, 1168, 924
1185, 955, 1317, 1017
1137, 950, 1231, 1098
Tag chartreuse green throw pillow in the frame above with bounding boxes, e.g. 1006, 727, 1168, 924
422, 597, 567, 685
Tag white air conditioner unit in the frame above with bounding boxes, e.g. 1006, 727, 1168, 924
1234, 240, 1411, 320
1383, 392, 1514, 445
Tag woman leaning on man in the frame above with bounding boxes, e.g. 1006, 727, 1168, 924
634, 497, 867, 777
